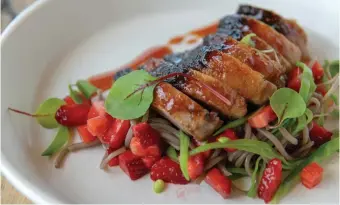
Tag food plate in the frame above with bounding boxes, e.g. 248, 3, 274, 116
1, 0, 339, 203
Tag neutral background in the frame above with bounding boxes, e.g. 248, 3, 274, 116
2, 1, 34, 203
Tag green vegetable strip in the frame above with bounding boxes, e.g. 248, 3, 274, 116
213, 117, 248, 136
42, 126, 70, 156
226, 167, 248, 175
190, 139, 288, 164
247, 157, 262, 198
166, 146, 178, 162
76, 80, 98, 99
271, 136, 339, 204
179, 131, 190, 181
68, 85, 82, 104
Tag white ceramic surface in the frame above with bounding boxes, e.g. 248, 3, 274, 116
1, 0, 339, 203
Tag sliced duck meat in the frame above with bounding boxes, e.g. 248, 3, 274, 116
219, 15, 302, 65
175, 70, 247, 118
152, 82, 222, 141
199, 51, 277, 104
237, 5, 310, 61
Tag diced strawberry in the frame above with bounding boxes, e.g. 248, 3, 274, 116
87, 101, 106, 119
311, 61, 324, 80
118, 151, 148, 180
64, 95, 91, 106
106, 147, 121, 167
258, 158, 282, 203
217, 129, 238, 152
187, 153, 205, 180
142, 155, 161, 169
132, 123, 161, 147
288, 66, 302, 80
150, 157, 189, 184
248, 106, 277, 128
287, 67, 302, 92
205, 168, 232, 199
87, 115, 112, 136
99, 119, 130, 149
301, 162, 323, 189
76, 125, 97, 143
316, 84, 327, 96
130, 137, 161, 157
309, 121, 333, 147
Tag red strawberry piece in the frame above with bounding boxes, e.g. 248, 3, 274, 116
150, 157, 189, 184
258, 158, 282, 203
309, 121, 333, 147
188, 153, 205, 180
87, 115, 112, 136
87, 101, 106, 119
106, 147, 122, 167
132, 123, 161, 148
193, 138, 211, 159
119, 151, 148, 180
77, 125, 97, 143
55, 104, 91, 126
216, 129, 239, 152
99, 119, 130, 149
142, 155, 161, 169
130, 137, 161, 157
205, 168, 232, 199
64, 95, 91, 106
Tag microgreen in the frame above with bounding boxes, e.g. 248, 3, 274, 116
292, 108, 313, 135
270, 88, 306, 125
213, 117, 248, 136
179, 131, 190, 181
41, 126, 70, 156
240, 33, 256, 47
76, 80, 98, 99
68, 85, 82, 104
296, 62, 316, 102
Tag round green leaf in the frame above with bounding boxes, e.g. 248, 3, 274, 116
35, 98, 65, 128
42, 126, 70, 156
105, 70, 157, 120
270, 88, 306, 124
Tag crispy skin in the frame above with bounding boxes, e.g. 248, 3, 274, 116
219, 15, 302, 65
200, 51, 277, 104
152, 82, 222, 141
237, 5, 310, 61
176, 70, 247, 118
223, 37, 285, 87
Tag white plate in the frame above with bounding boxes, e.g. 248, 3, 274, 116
1, 0, 339, 203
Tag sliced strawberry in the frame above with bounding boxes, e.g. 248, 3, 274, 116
248, 106, 277, 128
205, 168, 232, 199
87, 101, 106, 119
130, 137, 161, 157
99, 119, 130, 149
258, 158, 282, 203
132, 123, 161, 147
87, 115, 112, 136
119, 151, 148, 180
142, 155, 161, 169
217, 129, 239, 152
309, 121, 333, 147
187, 153, 205, 180
76, 125, 97, 143
150, 157, 189, 184
311, 61, 324, 80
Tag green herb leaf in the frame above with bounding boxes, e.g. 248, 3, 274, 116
247, 157, 264, 198
296, 62, 316, 102
270, 88, 306, 125
213, 117, 248, 136
190, 139, 287, 164
292, 108, 313, 135
35, 98, 65, 129
76, 80, 98, 99
166, 146, 178, 162
68, 85, 82, 104
105, 70, 157, 120
179, 131, 190, 181
271, 136, 339, 204
41, 126, 70, 156
329, 60, 339, 77
240, 33, 256, 47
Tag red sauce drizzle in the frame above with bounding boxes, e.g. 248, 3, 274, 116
186, 38, 199, 44
168, 35, 185, 45
88, 45, 172, 90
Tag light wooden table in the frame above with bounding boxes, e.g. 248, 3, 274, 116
1, 177, 32, 204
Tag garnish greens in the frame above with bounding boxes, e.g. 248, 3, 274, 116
329, 60, 339, 77
105, 70, 157, 120
41, 126, 70, 156
247, 157, 264, 198
213, 117, 248, 136
76, 80, 98, 99
68, 85, 83, 104
35, 98, 65, 129
240, 33, 256, 47
292, 108, 313, 135
270, 88, 306, 125
179, 131, 190, 181
271, 135, 339, 204
296, 62, 316, 102
166, 146, 178, 162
